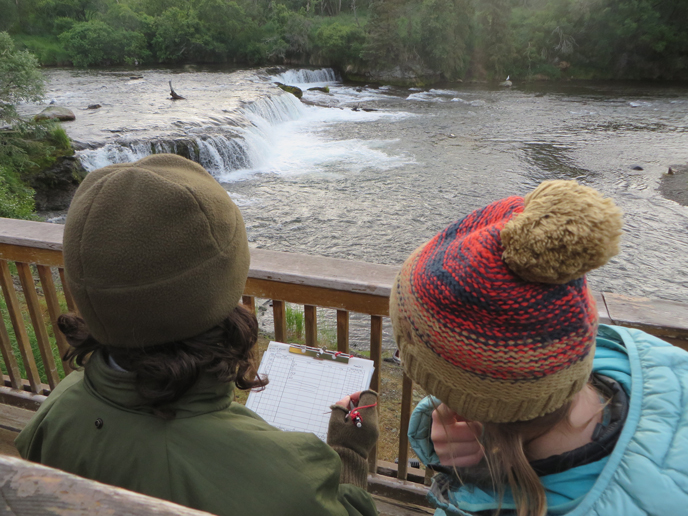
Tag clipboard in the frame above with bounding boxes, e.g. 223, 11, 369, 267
245, 341, 375, 441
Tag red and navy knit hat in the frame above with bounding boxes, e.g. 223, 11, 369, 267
390, 180, 623, 423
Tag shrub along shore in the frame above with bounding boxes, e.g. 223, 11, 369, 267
3, 0, 688, 83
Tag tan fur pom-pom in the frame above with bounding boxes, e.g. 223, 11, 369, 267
501, 180, 623, 284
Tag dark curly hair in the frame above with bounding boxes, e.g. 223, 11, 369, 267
58, 305, 268, 419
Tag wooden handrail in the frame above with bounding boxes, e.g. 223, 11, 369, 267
1, 217, 687, 485
0, 455, 214, 515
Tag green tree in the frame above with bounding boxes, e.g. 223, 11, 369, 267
477, 0, 514, 78
0, 31, 45, 123
59, 20, 150, 66
362, 0, 407, 69
0, 32, 47, 219
418, 0, 473, 78
313, 21, 365, 67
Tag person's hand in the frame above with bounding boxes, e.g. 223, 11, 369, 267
328, 390, 379, 458
327, 390, 379, 488
334, 391, 361, 410
431, 403, 483, 467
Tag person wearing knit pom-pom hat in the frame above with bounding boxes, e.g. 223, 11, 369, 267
393, 180, 688, 516
15, 154, 379, 516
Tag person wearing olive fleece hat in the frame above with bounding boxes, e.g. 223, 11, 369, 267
395, 180, 688, 516
16, 154, 379, 516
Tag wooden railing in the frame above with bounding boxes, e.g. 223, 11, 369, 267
1, 217, 688, 486
0, 455, 214, 516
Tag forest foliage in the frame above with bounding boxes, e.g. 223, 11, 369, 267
0, 31, 72, 219
1, 0, 687, 80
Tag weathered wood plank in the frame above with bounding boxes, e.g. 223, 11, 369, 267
0, 403, 35, 433
273, 300, 287, 343
603, 292, 688, 339
244, 277, 390, 316
0, 428, 20, 458
0, 261, 42, 394
0, 384, 47, 410
337, 310, 349, 353
248, 248, 399, 297
397, 373, 414, 481
0, 455, 215, 516
0, 310, 22, 391
36, 265, 72, 374
367, 474, 430, 508
16, 263, 59, 389
58, 267, 77, 314
376, 460, 426, 485
305, 305, 317, 347
0, 243, 64, 268
0, 219, 63, 250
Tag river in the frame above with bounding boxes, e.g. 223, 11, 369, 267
23, 66, 688, 348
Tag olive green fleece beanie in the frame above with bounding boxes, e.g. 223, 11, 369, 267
63, 154, 250, 348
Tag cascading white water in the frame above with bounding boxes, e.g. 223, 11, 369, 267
76, 91, 306, 178
272, 68, 338, 85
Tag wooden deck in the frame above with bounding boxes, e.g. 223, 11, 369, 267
1, 217, 688, 514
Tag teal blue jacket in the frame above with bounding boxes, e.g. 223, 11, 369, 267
408, 325, 688, 515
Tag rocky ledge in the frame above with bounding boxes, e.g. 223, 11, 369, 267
25, 155, 86, 211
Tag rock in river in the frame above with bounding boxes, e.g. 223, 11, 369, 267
275, 82, 303, 99
659, 164, 688, 206
34, 106, 76, 122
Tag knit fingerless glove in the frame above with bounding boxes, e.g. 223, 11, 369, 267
327, 390, 379, 489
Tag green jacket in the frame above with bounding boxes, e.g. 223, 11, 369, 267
16, 351, 378, 516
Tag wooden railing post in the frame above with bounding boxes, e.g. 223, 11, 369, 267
0, 261, 42, 394
0, 311, 22, 391
368, 315, 383, 473
397, 373, 414, 481
305, 305, 317, 347
241, 295, 256, 315
58, 268, 77, 314
36, 265, 72, 374
336, 310, 349, 353
16, 262, 59, 389
273, 300, 287, 343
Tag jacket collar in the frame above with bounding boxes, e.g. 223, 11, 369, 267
84, 350, 234, 418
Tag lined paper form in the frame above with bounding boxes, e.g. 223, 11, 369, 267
245, 342, 375, 441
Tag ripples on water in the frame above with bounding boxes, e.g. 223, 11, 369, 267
23, 67, 688, 346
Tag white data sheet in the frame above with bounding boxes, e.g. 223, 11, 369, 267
245, 342, 375, 441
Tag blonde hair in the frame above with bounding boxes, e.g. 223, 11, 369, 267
480, 402, 572, 516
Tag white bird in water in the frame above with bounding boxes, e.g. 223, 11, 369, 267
500, 75, 513, 87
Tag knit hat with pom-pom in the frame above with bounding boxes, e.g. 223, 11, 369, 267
389, 180, 623, 423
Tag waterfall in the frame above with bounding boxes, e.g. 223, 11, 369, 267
76, 92, 306, 178
272, 68, 338, 85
